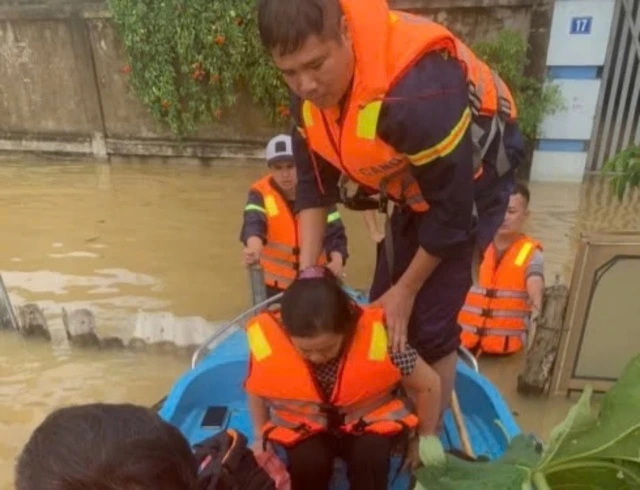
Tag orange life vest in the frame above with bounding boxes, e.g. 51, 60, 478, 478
298, 0, 517, 211
250, 175, 326, 290
458, 236, 542, 355
244, 306, 418, 447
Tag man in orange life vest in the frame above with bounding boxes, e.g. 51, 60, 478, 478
459, 183, 544, 356
240, 134, 348, 298
257, 0, 526, 417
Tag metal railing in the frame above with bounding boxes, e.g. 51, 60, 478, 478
191, 292, 283, 368
457, 346, 479, 373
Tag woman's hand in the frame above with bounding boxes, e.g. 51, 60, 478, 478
250, 438, 273, 455
404, 436, 422, 471
326, 253, 345, 278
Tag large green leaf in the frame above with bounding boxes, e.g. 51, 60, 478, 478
545, 460, 640, 489
537, 386, 596, 467
542, 355, 640, 467
414, 434, 541, 490
412, 355, 640, 490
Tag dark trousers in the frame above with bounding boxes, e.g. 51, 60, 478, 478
286, 432, 393, 490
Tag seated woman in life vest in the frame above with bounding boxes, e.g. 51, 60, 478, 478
244, 266, 441, 490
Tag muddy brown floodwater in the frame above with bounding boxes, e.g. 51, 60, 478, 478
1, 160, 639, 488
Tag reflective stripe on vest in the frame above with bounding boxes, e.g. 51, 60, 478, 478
460, 304, 529, 320
266, 391, 400, 429
459, 323, 527, 344
467, 285, 530, 300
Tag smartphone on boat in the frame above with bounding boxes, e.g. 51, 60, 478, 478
201, 406, 230, 431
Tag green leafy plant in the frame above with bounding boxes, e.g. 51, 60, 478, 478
108, 0, 289, 136
472, 30, 564, 141
602, 145, 640, 200
109, 3, 560, 140
413, 353, 640, 489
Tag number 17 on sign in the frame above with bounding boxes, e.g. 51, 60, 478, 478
570, 16, 592, 35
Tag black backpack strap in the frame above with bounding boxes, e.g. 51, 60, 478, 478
194, 431, 233, 490
219, 429, 248, 472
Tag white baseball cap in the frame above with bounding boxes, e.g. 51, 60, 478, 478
265, 134, 293, 166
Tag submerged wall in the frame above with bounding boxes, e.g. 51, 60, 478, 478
0, 0, 549, 163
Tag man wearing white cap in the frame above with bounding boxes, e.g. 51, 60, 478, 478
240, 134, 348, 297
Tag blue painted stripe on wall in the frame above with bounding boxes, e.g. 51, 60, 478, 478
547, 66, 600, 80
537, 139, 588, 152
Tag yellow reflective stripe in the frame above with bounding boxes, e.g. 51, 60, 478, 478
247, 323, 272, 361
245, 204, 266, 214
368, 321, 388, 361
302, 101, 314, 127
407, 107, 472, 166
514, 242, 534, 267
264, 195, 279, 217
326, 211, 341, 223
356, 101, 383, 140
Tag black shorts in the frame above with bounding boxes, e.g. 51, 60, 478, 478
369, 209, 472, 364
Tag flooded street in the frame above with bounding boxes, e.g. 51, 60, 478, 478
1, 161, 639, 488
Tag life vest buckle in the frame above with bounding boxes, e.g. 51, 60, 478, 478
320, 404, 345, 434
351, 418, 368, 434
485, 288, 497, 298
482, 308, 493, 318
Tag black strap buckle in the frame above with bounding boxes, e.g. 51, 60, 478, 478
320, 404, 345, 435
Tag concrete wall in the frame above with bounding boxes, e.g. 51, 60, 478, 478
0, 0, 547, 162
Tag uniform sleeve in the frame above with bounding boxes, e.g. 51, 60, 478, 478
290, 95, 342, 212
322, 204, 349, 262
526, 250, 544, 279
239, 190, 267, 245
377, 52, 475, 259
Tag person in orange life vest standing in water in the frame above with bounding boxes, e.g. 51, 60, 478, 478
244, 266, 441, 490
459, 183, 544, 356
240, 134, 348, 298
256, 0, 526, 420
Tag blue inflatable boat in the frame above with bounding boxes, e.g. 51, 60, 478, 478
159, 290, 521, 489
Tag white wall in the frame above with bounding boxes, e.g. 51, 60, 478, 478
530, 0, 616, 182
